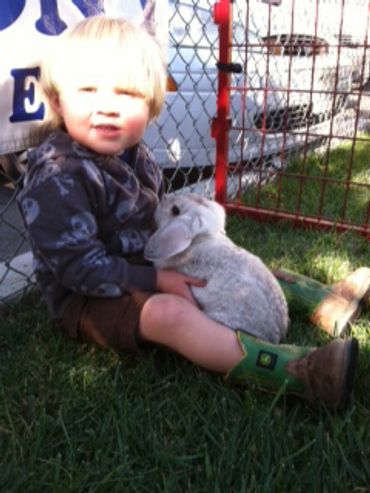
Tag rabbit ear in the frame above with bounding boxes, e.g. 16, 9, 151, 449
144, 218, 193, 261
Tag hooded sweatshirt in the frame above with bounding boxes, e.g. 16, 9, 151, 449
17, 129, 164, 319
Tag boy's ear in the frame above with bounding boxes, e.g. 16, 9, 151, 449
47, 94, 62, 116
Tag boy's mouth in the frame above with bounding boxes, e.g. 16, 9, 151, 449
93, 124, 121, 137
93, 124, 120, 131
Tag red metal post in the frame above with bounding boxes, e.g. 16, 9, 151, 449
212, 0, 232, 204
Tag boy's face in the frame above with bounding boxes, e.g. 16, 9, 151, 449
53, 71, 150, 155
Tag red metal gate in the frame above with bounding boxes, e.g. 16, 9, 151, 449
212, 0, 370, 240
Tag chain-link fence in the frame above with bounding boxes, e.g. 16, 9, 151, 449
1, 0, 369, 305
213, 0, 370, 237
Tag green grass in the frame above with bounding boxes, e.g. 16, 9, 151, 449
242, 137, 370, 228
1, 218, 369, 493
1, 136, 370, 492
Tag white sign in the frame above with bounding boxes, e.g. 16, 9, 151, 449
0, 0, 168, 155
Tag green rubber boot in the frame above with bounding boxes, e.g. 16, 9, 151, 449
273, 268, 370, 337
226, 331, 359, 409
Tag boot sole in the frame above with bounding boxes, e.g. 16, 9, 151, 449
312, 268, 370, 337
332, 268, 370, 337
339, 338, 359, 409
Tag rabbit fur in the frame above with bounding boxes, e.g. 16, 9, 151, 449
144, 193, 288, 343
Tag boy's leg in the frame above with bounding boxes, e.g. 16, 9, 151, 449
59, 292, 152, 352
225, 331, 358, 410
139, 293, 244, 372
139, 294, 358, 409
274, 267, 370, 336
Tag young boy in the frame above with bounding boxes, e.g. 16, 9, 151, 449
18, 16, 358, 409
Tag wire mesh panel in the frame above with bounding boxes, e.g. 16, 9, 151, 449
213, 0, 370, 239
0, 154, 34, 303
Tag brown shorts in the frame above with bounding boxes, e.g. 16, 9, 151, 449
58, 291, 152, 352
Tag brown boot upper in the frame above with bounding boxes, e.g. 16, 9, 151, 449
286, 338, 359, 409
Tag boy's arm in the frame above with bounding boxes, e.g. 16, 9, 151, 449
156, 269, 206, 305
19, 175, 157, 297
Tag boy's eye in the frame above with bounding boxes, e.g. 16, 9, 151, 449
115, 88, 145, 98
79, 87, 96, 93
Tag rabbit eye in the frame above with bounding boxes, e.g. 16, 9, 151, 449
171, 205, 180, 216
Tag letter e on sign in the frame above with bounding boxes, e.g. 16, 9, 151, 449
9, 67, 44, 122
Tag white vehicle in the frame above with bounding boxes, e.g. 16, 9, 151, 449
232, 31, 352, 164
247, 0, 370, 87
226, 0, 368, 170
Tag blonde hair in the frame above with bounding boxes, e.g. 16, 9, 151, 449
41, 16, 167, 126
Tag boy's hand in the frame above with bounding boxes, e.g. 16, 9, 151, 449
156, 270, 206, 306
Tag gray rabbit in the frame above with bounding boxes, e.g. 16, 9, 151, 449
144, 193, 288, 343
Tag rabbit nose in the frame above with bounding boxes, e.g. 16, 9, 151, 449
171, 205, 181, 216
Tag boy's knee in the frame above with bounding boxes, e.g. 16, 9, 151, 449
139, 294, 189, 340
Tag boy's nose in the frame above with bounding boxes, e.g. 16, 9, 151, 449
94, 92, 120, 117
97, 109, 120, 118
